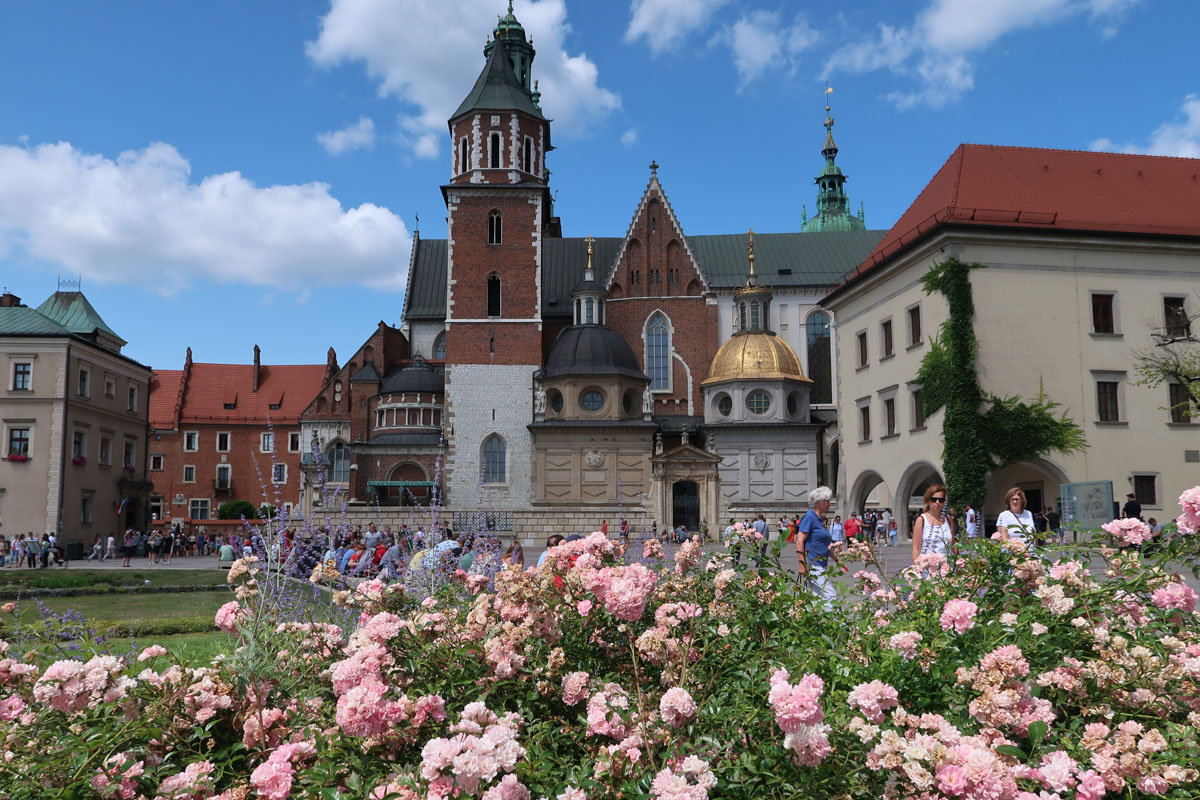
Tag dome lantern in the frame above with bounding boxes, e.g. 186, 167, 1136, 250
571, 234, 606, 326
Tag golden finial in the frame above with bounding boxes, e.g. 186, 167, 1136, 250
747, 228, 756, 278
585, 234, 594, 265
825, 82, 833, 117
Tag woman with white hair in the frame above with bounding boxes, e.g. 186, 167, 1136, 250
795, 486, 837, 611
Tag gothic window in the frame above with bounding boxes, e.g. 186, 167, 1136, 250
327, 442, 350, 483
489, 133, 501, 168
645, 312, 671, 391
522, 137, 532, 173
459, 138, 468, 174
433, 332, 446, 360
487, 274, 501, 317
482, 435, 506, 484
806, 311, 833, 405
488, 211, 502, 245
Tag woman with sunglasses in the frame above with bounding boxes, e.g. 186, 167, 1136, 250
911, 484, 955, 563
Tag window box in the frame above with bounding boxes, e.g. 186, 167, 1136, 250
72, 455, 87, 466
5, 454, 28, 463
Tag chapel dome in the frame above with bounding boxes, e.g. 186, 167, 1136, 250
543, 326, 647, 380
702, 332, 810, 385
380, 361, 445, 394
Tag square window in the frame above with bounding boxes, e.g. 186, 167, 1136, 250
12, 362, 31, 391
272, 463, 287, 483
288, 432, 301, 452
881, 320, 894, 359
856, 331, 868, 368
1132, 474, 1158, 506
216, 432, 230, 452
184, 431, 198, 452
189, 498, 210, 520
8, 427, 30, 457
150, 454, 164, 471
907, 306, 922, 347
1096, 381, 1120, 422
1091, 293, 1115, 334
261, 432, 274, 452
1164, 297, 1191, 339
183, 465, 196, 483
1169, 383, 1193, 424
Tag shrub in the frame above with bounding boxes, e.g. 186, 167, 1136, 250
217, 499, 258, 520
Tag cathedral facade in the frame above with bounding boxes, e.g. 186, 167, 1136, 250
298, 6, 884, 538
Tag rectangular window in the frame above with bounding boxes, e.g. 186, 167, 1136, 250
856, 331, 868, 368
907, 305, 922, 347
150, 454, 164, 471
911, 388, 925, 430
272, 463, 287, 484
189, 498, 210, 520
81, 494, 93, 524
216, 464, 232, 489
261, 432, 274, 452
99, 436, 112, 466
288, 432, 301, 452
1092, 293, 1115, 334
183, 465, 196, 483
1169, 383, 1193, 424
216, 432, 230, 452
881, 320, 894, 359
858, 402, 871, 442
127, 384, 138, 413
104, 376, 116, 398
1164, 297, 1191, 339
77, 367, 90, 398
884, 397, 896, 436
72, 430, 87, 460
123, 440, 135, 469
1096, 381, 1120, 422
1133, 474, 1158, 506
8, 427, 30, 456
12, 362, 31, 391
184, 431, 198, 452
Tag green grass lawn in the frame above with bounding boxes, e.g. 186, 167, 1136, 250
0, 568, 226, 590
11, 589, 232, 636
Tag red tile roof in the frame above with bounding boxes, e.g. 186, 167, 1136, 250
834, 144, 1200, 293
149, 362, 326, 428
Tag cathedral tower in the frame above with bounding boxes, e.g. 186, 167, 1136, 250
801, 86, 866, 233
442, 3, 552, 508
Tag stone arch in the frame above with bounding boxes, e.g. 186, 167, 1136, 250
848, 469, 889, 517
609, 282, 624, 299
685, 278, 702, 296
388, 461, 430, 506
986, 457, 1072, 523
895, 460, 945, 539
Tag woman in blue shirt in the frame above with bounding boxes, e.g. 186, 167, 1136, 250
795, 486, 836, 611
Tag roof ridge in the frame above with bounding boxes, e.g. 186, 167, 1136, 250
957, 142, 1200, 162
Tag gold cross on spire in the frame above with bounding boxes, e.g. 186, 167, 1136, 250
585, 234, 595, 270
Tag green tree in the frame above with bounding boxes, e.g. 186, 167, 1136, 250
217, 499, 258, 520
915, 259, 1087, 510
1133, 298, 1199, 420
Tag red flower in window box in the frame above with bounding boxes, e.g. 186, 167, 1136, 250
72, 455, 87, 466
5, 454, 28, 463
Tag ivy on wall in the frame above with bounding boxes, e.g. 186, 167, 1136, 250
915, 258, 1087, 509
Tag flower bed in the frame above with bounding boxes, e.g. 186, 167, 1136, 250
0, 489, 1198, 799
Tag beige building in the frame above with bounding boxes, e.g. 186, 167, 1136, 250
0, 288, 153, 549
822, 145, 1200, 534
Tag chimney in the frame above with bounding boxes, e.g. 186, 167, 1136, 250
252, 344, 261, 393
0, 291, 21, 308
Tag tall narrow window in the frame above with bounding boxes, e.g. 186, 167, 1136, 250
459, 137, 468, 173
1164, 297, 1190, 339
749, 302, 760, 330
489, 132, 501, 168
1169, 383, 1193, 423
522, 138, 532, 173
907, 305, 922, 346
856, 331, 868, 367
482, 435, 506, 483
646, 313, 671, 391
12, 362, 31, 391
586, 297, 595, 324
806, 312, 833, 405
487, 274, 501, 317
488, 211, 502, 245
884, 397, 896, 436
433, 332, 446, 360
911, 388, 925, 429
881, 319, 894, 358
1092, 293, 1115, 334
858, 403, 871, 442
1096, 381, 1120, 422
739, 303, 747, 332
328, 443, 350, 482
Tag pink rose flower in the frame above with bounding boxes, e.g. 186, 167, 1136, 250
846, 680, 899, 723
658, 687, 697, 728
940, 598, 978, 633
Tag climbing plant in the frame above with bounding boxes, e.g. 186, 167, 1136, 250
915, 258, 1086, 510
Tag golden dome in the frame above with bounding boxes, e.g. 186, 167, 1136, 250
702, 332, 811, 385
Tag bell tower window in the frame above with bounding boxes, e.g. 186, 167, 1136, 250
523, 137, 532, 173
488, 211, 502, 245
487, 274, 502, 317
489, 132, 501, 168
459, 137, 468, 174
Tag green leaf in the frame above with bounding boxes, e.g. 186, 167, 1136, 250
994, 744, 1027, 759
1026, 720, 1048, 748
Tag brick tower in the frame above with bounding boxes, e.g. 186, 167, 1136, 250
442, 4, 553, 509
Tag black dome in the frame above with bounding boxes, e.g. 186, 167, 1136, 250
544, 325, 648, 380
380, 362, 445, 394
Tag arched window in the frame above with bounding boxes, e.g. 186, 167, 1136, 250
488, 211, 502, 245
481, 435, 506, 484
645, 312, 671, 391
522, 137, 532, 173
806, 312, 833, 405
489, 133, 501, 168
433, 332, 446, 360
487, 274, 501, 317
458, 138, 468, 174
327, 442, 350, 483
585, 297, 595, 324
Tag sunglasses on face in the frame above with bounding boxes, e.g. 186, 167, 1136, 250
930, 497, 947, 503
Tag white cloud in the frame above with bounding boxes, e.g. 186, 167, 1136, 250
317, 116, 377, 155
827, 0, 1142, 109
625, 0, 730, 55
1091, 95, 1200, 158
307, 0, 619, 159
620, 128, 638, 147
721, 10, 818, 85
0, 141, 411, 294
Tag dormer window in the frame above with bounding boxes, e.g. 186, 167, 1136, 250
489, 132, 501, 168
488, 211, 502, 245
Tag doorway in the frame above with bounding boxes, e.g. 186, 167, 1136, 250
672, 481, 700, 532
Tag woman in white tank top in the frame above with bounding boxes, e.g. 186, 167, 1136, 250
911, 484, 955, 562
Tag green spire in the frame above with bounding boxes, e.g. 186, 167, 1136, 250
484, 0, 536, 91
802, 83, 866, 233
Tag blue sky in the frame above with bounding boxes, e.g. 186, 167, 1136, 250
2, 0, 1198, 371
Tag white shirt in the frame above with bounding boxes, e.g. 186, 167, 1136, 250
918, 513, 953, 555
965, 508, 978, 535
997, 509, 1035, 544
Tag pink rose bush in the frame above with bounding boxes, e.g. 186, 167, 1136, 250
1101, 517, 1152, 547
0, 488, 1198, 797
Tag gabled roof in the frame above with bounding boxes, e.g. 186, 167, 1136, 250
0, 306, 69, 336
450, 37, 545, 122
36, 291, 126, 346
148, 371, 184, 429
150, 362, 327, 426
837, 144, 1200, 293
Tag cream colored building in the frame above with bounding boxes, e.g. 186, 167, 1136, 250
822, 145, 1200, 535
0, 289, 152, 548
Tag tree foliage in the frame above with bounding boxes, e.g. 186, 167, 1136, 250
915, 258, 1086, 509
217, 499, 258, 520
1133, 300, 1200, 420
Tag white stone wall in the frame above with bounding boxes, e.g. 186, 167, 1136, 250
408, 321, 445, 360
445, 364, 537, 510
